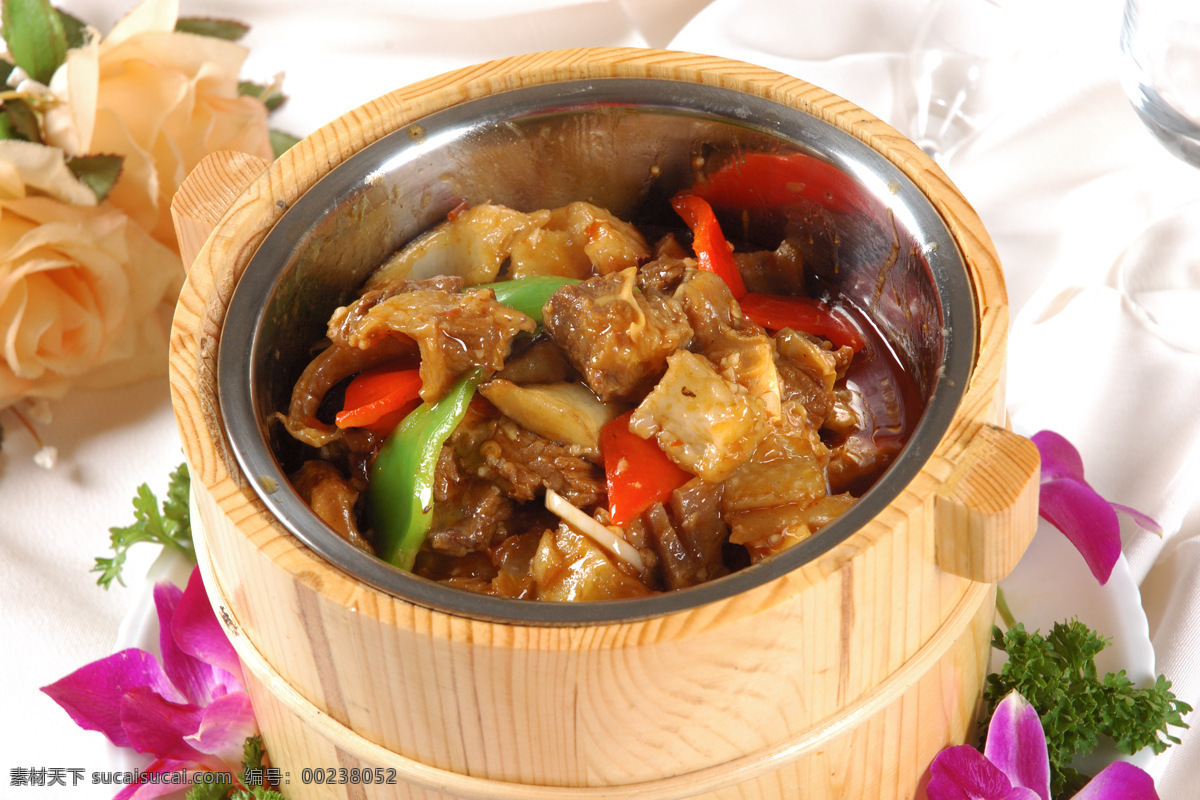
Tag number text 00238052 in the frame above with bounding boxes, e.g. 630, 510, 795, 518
298, 767, 399, 785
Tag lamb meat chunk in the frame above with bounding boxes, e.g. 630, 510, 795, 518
652, 232, 691, 261
720, 401, 830, 516
720, 401, 855, 552
427, 445, 516, 556
542, 267, 692, 403
636, 478, 728, 590
635, 256, 690, 295
330, 283, 536, 403
495, 336, 574, 385
734, 236, 807, 296
628, 350, 768, 483
674, 269, 782, 417
291, 460, 373, 553
773, 328, 849, 429
509, 201, 651, 279
727, 493, 857, 562
828, 429, 900, 495
454, 416, 606, 508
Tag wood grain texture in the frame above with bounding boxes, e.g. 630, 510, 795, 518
195, 512, 994, 800
169, 48, 1039, 800
171, 150, 271, 272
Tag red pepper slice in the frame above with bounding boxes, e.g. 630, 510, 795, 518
687, 152, 876, 220
670, 193, 748, 300
739, 292, 866, 352
335, 364, 423, 435
600, 410, 692, 528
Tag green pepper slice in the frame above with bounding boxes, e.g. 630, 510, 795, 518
369, 367, 485, 570
486, 276, 579, 324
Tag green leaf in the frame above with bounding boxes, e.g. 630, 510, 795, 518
0, 59, 16, 86
238, 80, 286, 112
185, 779, 234, 800
268, 129, 300, 159
66, 154, 123, 202
93, 462, 194, 589
241, 734, 267, 774
0, 110, 20, 141
2, 0, 69, 84
229, 790, 286, 800
56, 8, 89, 50
174, 16, 250, 41
1, 98, 42, 142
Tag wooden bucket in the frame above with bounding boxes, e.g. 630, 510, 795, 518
169, 49, 1039, 800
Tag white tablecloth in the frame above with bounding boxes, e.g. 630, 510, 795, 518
4, 0, 1200, 797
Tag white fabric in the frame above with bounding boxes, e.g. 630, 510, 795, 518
4, 0, 1200, 796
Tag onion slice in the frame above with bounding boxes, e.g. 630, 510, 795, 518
544, 489, 646, 575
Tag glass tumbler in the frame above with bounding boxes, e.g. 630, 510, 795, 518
1121, 0, 1200, 165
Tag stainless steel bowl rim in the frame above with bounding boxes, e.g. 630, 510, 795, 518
218, 78, 977, 626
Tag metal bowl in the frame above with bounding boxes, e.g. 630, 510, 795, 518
217, 77, 976, 625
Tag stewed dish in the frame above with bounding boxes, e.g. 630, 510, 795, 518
275, 152, 921, 601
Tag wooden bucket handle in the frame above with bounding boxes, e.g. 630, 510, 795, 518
933, 423, 1041, 583
172, 150, 272, 271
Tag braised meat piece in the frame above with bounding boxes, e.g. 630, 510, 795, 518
635, 256, 690, 295
628, 350, 768, 482
531, 524, 655, 601
674, 269, 782, 417
330, 282, 536, 403
427, 447, 515, 556
636, 479, 728, 590
453, 416, 606, 508
774, 328, 853, 429
509, 201, 651, 279
720, 401, 855, 559
542, 267, 693, 402
277, 336, 416, 448
291, 461, 372, 553
733, 236, 807, 296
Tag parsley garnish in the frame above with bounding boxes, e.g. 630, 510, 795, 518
983, 620, 1191, 799
230, 734, 286, 799
93, 462, 194, 588
183, 735, 284, 800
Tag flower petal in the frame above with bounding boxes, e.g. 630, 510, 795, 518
1071, 761, 1160, 800
1110, 502, 1163, 535
1031, 430, 1087, 482
1038, 477, 1122, 584
171, 566, 243, 686
983, 692, 1051, 800
154, 580, 219, 706
927, 745, 1016, 800
184, 691, 258, 767
41, 648, 183, 748
113, 758, 202, 800
119, 686, 213, 766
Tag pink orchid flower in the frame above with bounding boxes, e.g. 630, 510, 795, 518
42, 566, 256, 799
928, 691, 1159, 800
1031, 430, 1161, 585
